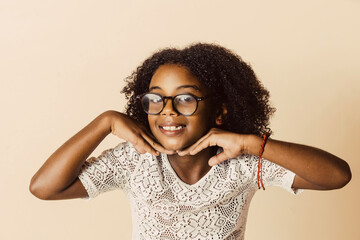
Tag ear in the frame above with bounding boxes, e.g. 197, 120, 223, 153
215, 103, 228, 126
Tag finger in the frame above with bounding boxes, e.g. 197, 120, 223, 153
133, 145, 146, 154
177, 143, 195, 156
138, 134, 160, 156
141, 132, 175, 155
189, 129, 221, 154
129, 133, 159, 156
208, 152, 229, 166
177, 140, 204, 156
136, 125, 174, 155
132, 136, 157, 155
177, 132, 212, 156
189, 136, 217, 155
141, 127, 157, 141
178, 137, 211, 156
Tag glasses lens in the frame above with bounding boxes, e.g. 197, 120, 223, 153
174, 94, 197, 115
141, 93, 163, 114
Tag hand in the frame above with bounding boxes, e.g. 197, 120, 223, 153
177, 128, 249, 166
107, 111, 175, 156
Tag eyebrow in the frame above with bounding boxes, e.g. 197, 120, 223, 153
149, 85, 201, 91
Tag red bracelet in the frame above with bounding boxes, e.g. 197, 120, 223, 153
257, 133, 270, 190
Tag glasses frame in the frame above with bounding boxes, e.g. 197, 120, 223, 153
136, 92, 207, 116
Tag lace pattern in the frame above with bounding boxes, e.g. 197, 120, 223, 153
78, 142, 300, 239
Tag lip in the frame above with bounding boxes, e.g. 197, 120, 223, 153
158, 122, 186, 137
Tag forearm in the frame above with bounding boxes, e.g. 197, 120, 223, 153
246, 135, 352, 189
30, 111, 112, 198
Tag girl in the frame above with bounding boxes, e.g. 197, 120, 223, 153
30, 43, 351, 240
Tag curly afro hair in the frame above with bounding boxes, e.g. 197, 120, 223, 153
121, 43, 275, 136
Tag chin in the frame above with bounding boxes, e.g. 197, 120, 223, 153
161, 144, 183, 152
159, 140, 189, 152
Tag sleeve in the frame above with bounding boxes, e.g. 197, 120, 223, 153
78, 142, 131, 200
259, 158, 303, 195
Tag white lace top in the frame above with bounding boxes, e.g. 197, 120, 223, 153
78, 142, 301, 240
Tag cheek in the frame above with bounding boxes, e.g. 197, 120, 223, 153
195, 105, 216, 129
189, 118, 211, 137
187, 114, 214, 139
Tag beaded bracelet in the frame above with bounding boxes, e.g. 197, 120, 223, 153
257, 133, 270, 190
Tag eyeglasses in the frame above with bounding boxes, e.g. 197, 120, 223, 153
136, 92, 207, 116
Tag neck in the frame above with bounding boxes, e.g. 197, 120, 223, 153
167, 147, 217, 185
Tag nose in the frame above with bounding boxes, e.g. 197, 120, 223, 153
161, 98, 178, 116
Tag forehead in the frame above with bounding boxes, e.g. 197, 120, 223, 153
149, 64, 206, 91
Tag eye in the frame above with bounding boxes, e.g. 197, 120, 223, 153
150, 96, 163, 103
176, 95, 196, 104
144, 93, 163, 104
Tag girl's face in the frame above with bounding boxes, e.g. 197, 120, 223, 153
147, 64, 215, 151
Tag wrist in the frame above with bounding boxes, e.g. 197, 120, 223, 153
244, 135, 263, 156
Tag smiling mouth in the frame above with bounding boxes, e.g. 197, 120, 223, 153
159, 125, 185, 131
159, 125, 186, 136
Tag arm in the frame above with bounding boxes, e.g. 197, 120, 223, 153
29, 112, 110, 200
178, 128, 351, 190
29, 111, 173, 200
245, 136, 352, 190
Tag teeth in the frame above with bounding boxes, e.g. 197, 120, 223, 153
161, 125, 184, 131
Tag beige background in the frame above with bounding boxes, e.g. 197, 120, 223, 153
1, 0, 359, 239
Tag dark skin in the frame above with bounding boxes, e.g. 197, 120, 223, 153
29, 64, 351, 200
147, 64, 217, 184
149, 65, 351, 189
